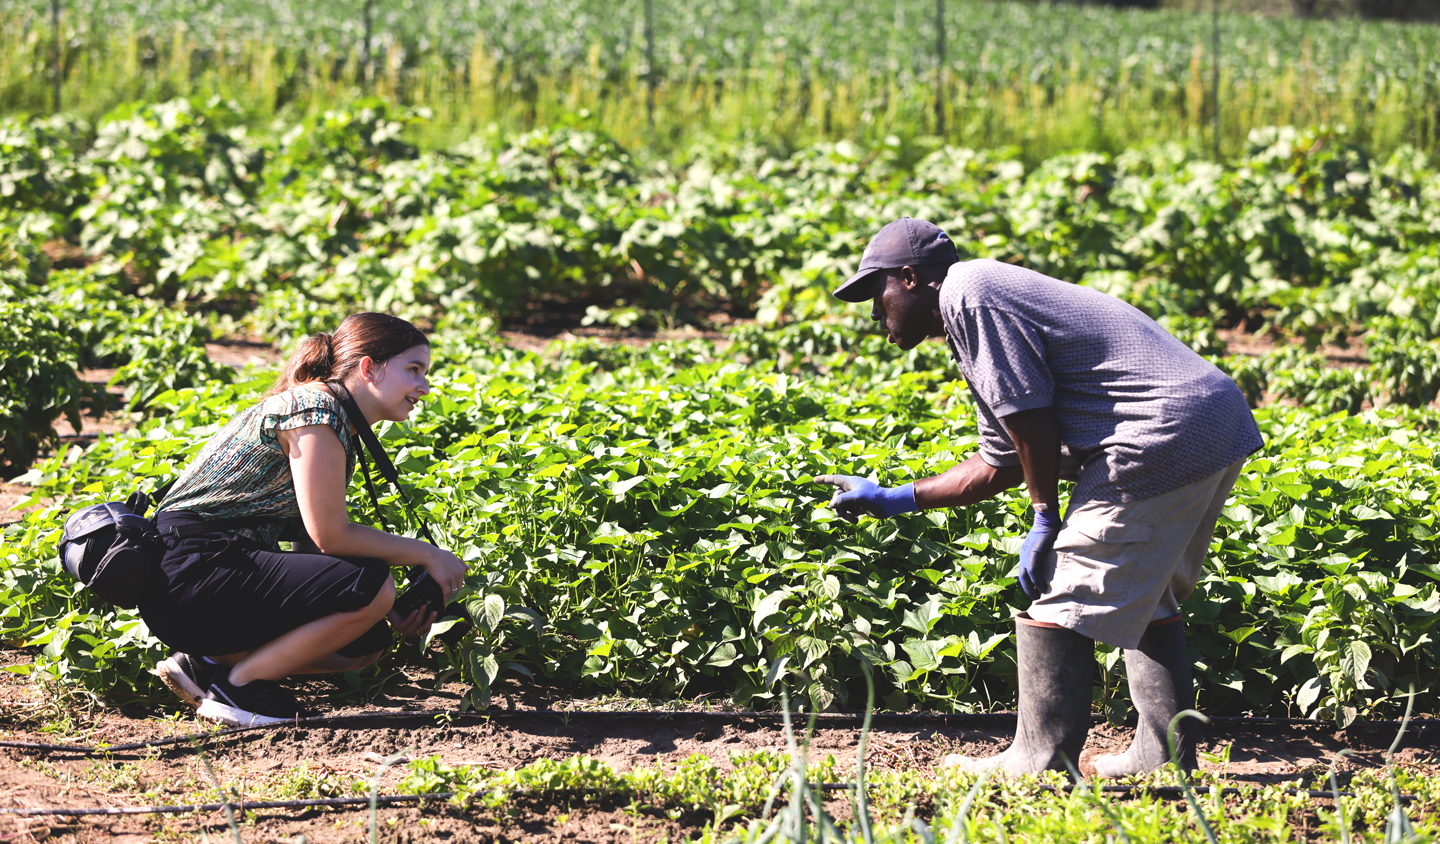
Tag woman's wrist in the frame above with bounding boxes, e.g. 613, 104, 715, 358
416, 541, 449, 570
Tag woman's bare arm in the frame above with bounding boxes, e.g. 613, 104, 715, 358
280, 425, 466, 593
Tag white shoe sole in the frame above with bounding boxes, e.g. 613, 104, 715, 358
196, 698, 294, 727
157, 657, 205, 708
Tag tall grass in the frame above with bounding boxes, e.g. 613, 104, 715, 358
3, 0, 1437, 160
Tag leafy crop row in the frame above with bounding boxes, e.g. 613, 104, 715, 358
0, 301, 89, 469
0, 236, 233, 468
4, 100, 1439, 350
4, 330, 1437, 723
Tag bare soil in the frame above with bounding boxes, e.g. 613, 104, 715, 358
1215, 326, 1369, 367
204, 340, 284, 371
497, 326, 729, 355
1, 648, 1436, 843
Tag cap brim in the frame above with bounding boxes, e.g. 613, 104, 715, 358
834, 268, 884, 302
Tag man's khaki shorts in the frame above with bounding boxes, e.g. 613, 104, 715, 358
1026, 458, 1247, 650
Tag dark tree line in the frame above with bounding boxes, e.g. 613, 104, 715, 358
1323, 0, 1440, 19
1031, 0, 1440, 20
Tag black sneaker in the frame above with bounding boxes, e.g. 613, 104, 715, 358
197, 675, 304, 726
157, 653, 218, 708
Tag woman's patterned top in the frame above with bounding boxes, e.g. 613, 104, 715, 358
156, 386, 358, 548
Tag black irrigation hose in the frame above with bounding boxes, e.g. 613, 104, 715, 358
0, 782, 1414, 819
0, 793, 458, 818
3, 709, 1436, 757
1063, 785, 1415, 804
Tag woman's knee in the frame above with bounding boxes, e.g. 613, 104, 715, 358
367, 574, 396, 619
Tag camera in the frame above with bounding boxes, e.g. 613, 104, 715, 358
391, 568, 476, 647
391, 568, 446, 620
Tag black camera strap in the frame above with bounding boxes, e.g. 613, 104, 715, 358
327, 381, 437, 545
326, 382, 476, 647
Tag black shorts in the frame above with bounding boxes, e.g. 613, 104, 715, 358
140, 511, 393, 658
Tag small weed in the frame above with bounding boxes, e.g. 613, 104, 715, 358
82, 758, 150, 794
193, 744, 246, 844
18, 757, 69, 784
1198, 742, 1234, 779
268, 762, 365, 801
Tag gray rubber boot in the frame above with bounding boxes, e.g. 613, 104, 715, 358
946, 615, 1095, 777
1093, 617, 1198, 777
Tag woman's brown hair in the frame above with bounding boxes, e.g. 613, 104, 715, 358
268, 313, 428, 397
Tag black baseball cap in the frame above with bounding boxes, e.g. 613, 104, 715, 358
834, 217, 959, 302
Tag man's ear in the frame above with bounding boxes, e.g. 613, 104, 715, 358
900, 265, 919, 290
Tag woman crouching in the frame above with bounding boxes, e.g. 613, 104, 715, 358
144, 312, 467, 725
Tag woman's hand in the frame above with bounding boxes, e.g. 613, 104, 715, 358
422, 546, 468, 599
388, 606, 437, 639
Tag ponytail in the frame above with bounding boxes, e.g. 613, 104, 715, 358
267, 332, 335, 396
266, 314, 427, 398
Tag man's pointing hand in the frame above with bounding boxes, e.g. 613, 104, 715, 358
815, 475, 917, 522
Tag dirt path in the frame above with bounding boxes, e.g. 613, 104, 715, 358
1216, 326, 1368, 367
1, 648, 1436, 843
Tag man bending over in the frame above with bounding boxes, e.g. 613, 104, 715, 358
818, 218, 1261, 777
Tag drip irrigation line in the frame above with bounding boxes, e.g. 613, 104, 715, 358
0, 782, 1413, 819
1056, 784, 1415, 804
2, 709, 1435, 758
0, 792, 457, 818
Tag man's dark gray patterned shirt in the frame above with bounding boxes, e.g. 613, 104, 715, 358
938, 259, 1262, 504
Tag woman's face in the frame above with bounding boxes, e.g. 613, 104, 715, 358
367, 344, 432, 422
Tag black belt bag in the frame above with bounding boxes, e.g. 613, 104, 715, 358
59, 490, 165, 610
59, 489, 266, 610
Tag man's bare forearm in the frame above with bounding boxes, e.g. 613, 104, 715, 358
913, 454, 1024, 509
1002, 406, 1062, 510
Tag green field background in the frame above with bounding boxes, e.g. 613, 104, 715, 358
4, 0, 1439, 160
3, 0, 1440, 721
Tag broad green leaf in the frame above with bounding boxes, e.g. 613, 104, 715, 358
1296, 676, 1324, 715
763, 655, 790, 690
611, 475, 647, 496
901, 593, 944, 635
1220, 626, 1257, 645
751, 590, 790, 630
901, 639, 941, 673
482, 594, 506, 632
1340, 639, 1372, 686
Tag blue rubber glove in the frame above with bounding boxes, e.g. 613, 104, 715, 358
1018, 508, 1062, 600
816, 475, 917, 522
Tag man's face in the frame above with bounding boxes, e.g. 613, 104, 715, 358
870, 271, 933, 350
